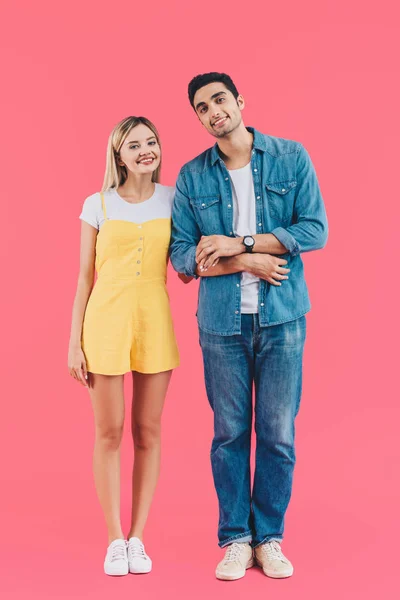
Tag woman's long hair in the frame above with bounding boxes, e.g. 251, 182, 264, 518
101, 116, 162, 192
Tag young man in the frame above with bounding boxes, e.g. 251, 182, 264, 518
170, 72, 328, 580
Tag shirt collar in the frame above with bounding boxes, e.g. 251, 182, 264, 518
210, 126, 266, 165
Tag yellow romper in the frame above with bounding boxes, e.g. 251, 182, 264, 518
81, 192, 180, 375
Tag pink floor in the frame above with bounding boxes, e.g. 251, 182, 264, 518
3, 345, 399, 599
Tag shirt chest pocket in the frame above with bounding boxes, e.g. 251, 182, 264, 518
190, 195, 222, 235
265, 180, 297, 225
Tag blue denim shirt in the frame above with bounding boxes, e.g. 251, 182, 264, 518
170, 127, 328, 335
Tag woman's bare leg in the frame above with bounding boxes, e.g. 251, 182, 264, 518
88, 373, 125, 543
127, 370, 172, 540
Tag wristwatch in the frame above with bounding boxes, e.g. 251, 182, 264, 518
242, 235, 255, 253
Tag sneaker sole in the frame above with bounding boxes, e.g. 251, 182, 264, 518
255, 558, 294, 579
129, 566, 152, 574
215, 557, 254, 581
104, 566, 129, 576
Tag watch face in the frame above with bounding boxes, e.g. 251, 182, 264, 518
244, 236, 254, 247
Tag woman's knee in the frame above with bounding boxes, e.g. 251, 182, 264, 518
132, 421, 161, 451
95, 422, 124, 451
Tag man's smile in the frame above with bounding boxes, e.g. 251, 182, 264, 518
212, 116, 229, 128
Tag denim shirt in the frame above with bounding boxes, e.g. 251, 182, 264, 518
170, 127, 328, 335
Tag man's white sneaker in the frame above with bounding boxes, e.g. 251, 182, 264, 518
215, 542, 254, 581
104, 539, 129, 576
127, 537, 152, 574
254, 540, 294, 578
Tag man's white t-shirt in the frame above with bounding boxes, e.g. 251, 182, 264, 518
79, 183, 175, 229
229, 163, 259, 314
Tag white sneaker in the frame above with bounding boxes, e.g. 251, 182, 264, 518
127, 537, 152, 574
254, 540, 294, 578
215, 542, 254, 581
104, 539, 129, 576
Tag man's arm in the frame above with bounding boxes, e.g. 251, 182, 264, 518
269, 144, 328, 257
195, 234, 287, 269
242, 146, 329, 255
170, 170, 201, 279
196, 145, 328, 268
252, 234, 289, 255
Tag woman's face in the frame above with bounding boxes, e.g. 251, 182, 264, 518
118, 123, 160, 177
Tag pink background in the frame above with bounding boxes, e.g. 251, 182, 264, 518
1, 0, 399, 598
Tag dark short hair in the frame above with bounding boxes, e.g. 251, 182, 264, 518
188, 72, 239, 109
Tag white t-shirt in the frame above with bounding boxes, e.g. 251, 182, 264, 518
229, 163, 259, 314
79, 183, 175, 229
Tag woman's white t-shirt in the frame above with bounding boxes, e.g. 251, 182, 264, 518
79, 183, 175, 229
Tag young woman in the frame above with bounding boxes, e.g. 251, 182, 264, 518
68, 116, 190, 576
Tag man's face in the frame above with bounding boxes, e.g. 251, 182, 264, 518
193, 82, 244, 138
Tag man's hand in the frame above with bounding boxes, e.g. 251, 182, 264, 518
243, 254, 290, 286
196, 235, 244, 271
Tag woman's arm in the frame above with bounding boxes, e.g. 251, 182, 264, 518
196, 253, 290, 286
68, 221, 97, 386
196, 254, 247, 277
178, 272, 193, 284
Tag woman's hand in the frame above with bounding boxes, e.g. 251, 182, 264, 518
68, 345, 88, 387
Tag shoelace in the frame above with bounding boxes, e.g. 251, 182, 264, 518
110, 542, 127, 562
261, 540, 286, 562
128, 540, 148, 561
224, 543, 245, 563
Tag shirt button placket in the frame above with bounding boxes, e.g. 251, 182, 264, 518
252, 158, 262, 231
236, 279, 240, 316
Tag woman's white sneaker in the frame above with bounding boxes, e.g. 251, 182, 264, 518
127, 537, 152, 574
254, 540, 294, 578
104, 539, 129, 576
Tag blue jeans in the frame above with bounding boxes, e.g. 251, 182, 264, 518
199, 314, 306, 548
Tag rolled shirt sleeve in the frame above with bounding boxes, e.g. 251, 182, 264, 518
272, 145, 328, 256
170, 171, 201, 279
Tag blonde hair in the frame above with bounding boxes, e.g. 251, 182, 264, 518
101, 116, 162, 192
